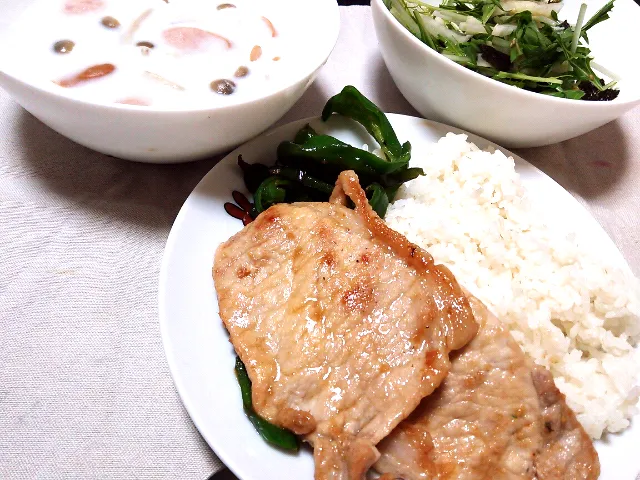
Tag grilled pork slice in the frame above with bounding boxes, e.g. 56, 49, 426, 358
213, 171, 478, 480
375, 295, 600, 480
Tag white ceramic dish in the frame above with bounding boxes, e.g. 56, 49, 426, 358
0, 0, 340, 163
159, 114, 639, 480
371, 0, 640, 148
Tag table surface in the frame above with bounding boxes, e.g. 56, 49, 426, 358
1, 5, 639, 480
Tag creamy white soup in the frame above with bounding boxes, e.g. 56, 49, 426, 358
8, 0, 295, 108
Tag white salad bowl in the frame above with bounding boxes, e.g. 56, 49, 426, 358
0, 0, 340, 163
372, 0, 640, 148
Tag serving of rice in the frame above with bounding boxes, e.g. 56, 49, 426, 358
384, 132, 640, 439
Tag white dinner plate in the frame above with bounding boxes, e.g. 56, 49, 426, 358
159, 114, 639, 480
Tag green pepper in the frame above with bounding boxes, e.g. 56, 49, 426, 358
293, 124, 319, 144
365, 183, 390, 218
321, 85, 411, 165
278, 135, 408, 176
233, 87, 423, 231
238, 156, 270, 194
234, 357, 299, 452
382, 167, 425, 189
268, 167, 334, 195
385, 185, 400, 201
253, 176, 294, 213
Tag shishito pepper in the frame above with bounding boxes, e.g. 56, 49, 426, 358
365, 182, 390, 217
252, 170, 333, 214
277, 135, 408, 177
322, 85, 411, 165
238, 156, 270, 193
243, 86, 424, 216
252, 176, 293, 213
293, 123, 319, 145
234, 357, 299, 451
267, 167, 334, 195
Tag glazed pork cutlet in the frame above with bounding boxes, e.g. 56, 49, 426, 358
213, 170, 478, 480
375, 295, 600, 480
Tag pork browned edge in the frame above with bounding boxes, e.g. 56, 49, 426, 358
375, 295, 600, 480
213, 171, 478, 480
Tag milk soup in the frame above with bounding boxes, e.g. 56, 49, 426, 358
6, 0, 300, 108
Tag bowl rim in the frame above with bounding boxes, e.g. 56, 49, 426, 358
372, 0, 640, 108
0, 0, 341, 114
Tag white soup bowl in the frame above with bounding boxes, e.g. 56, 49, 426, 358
0, 0, 340, 163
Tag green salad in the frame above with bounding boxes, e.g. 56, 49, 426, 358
385, 0, 619, 100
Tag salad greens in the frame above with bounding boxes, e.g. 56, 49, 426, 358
385, 0, 619, 100
238, 85, 423, 219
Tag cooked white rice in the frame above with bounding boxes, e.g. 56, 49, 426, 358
384, 132, 640, 439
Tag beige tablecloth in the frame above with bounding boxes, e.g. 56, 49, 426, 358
1, 5, 639, 480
